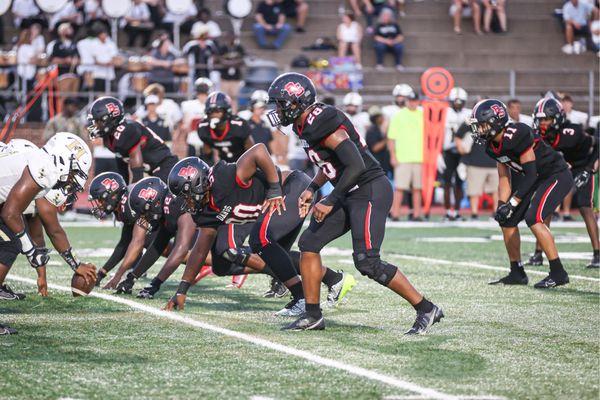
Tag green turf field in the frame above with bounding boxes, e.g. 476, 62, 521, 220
1, 224, 599, 400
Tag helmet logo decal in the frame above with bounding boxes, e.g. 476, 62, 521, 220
178, 166, 198, 178
139, 188, 158, 201
66, 140, 86, 160
105, 102, 121, 118
101, 178, 119, 191
283, 82, 305, 97
490, 104, 506, 118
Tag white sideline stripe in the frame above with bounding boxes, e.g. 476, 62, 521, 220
390, 254, 600, 283
385, 396, 507, 400
8, 275, 458, 400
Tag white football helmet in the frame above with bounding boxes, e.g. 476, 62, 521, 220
448, 87, 468, 103
343, 92, 363, 107
392, 83, 414, 98
7, 138, 37, 152
194, 77, 214, 94
250, 90, 269, 108
42, 132, 92, 197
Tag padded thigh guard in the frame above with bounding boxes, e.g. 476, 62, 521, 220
353, 251, 397, 286
211, 253, 247, 276
222, 246, 251, 265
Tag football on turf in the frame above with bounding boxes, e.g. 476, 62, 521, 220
71, 264, 96, 297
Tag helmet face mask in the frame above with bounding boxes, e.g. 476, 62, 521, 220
168, 157, 210, 214
533, 98, 565, 142
469, 99, 509, 144
88, 172, 127, 219
87, 97, 124, 140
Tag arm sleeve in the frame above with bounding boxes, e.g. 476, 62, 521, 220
102, 224, 133, 272
131, 228, 172, 278
322, 139, 366, 205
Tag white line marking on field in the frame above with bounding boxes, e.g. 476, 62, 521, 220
8, 275, 458, 400
389, 254, 600, 283
250, 396, 277, 400
385, 396, 507, 400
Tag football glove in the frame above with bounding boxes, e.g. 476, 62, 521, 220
495, 202, 515, 224
25, 247, 50, 269
115, 272, 135, 294
574, 170, 592, 189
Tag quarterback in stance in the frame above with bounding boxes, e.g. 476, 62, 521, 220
0, 133, 96, 335
266, 73, 443, 333
470, 99, 573, 288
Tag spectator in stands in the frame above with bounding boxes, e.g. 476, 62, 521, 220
217, 32, 245, 113
196, 8, 222, 39
254, 0, 292, 50
89, 25, 118, 92
245, 93, 274, 150
142, 95, 171, 143
452, 0, 482, 35
279, 0, 309, 33
366, 106, 393, 179
561, 94, 589, 126
148, 37, 178, 93
49, 23, 79, 77
342, 92, 371, 139
43, 97, 85, 140
507, 99, 533, 127
357, 1, 401, 31
591, 16, 600, 53
387, 91, 423, 221
84, 0, 109, 30
183, 23, 219, 79
337, 12, 363, 68
162, 1, 198, 35
77, 25, 97, 91
30, 23, 45, 54
182, 77, 213, 135
373, 8, 404, 71
136, 83, 183, 131
454, 122, 498, 219
50, 0, 84, 35
11, 0, 41, 29
15, 27, 43, 121
482, 0, 507, 33
122, 0, 154, 48
562, 0, 597, 54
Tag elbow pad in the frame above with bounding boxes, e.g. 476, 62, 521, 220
323, 140, 366, 205
513, 161, 537, 199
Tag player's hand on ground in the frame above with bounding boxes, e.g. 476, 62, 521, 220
262, 196, 286, 216
75, 263, 97, 285
103, 273, 121, 290
36, 273, 48, 297
164, 294, 186, 311
313, 200, 334, 223
298, 190, 314, 218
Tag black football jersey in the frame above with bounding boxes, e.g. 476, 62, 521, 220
192, 161, 269, 227
545, 122, 596, 170
292, 103, 384, 188
485, 122, 567, 179
198, 117, 250, 163
104, 119, 173, 172
160, 194, 187, 234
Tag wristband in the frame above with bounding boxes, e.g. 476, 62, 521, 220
508, 197, 519, 208
307, 181, 320, 193
60, 247, 81, 271
176, 280, 191, 295
266, 182, 282, 200
16, 231, 34, 254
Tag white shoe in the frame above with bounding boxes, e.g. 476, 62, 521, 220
561, 44, 573, 54
274, 298, 305, 317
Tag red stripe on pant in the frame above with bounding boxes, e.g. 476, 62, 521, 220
536, 180, 558, 223
259, 211, 273, 247
364, 201, 373, 250
590, 177, 596, 207
227, 224, 235, 249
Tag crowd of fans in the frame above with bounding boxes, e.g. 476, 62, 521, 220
560, 0, 600, 55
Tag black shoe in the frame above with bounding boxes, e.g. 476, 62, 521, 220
489, 270, 528, 285
534, 273, 569, 289
295, 26, 306, 33
470, 214, 479, 220
525, 252, 543, 266
263, 278, 289, 298
0, 323, 17, 335
0, 284, 26, 300
586, 255, 600, 269
115, 273, 135, 295
282, 312, 325, 331
562, 214, 574, 221
405, 304, 444, 335
137, 285, 160, 299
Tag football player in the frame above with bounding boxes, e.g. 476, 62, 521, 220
470, 99, 574, 288
0, 133, 97, 335
342, 92, 371, 140
526, 97, 599, 268
164, 146, 356, 315
198, 91, 254, 164
266, 72, 442, 333
87, 96, 178, 183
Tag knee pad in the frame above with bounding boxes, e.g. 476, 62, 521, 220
298, 230, 324, 253
353, 252, 397, 286
222, 246, 251, 266
212, 257, 246, 277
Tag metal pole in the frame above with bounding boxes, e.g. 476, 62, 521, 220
111, 19, 118, 44
509, 70, 516, 98
174, 22, 181, 50
588, 70, 594, 118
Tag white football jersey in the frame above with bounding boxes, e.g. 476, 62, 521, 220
0, 141, 60, 206
346, 111, 371, 140
181, 98, 206, 133
444, 107, 472, 151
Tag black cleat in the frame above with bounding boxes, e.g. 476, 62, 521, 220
115, 274, 135, 295
489, 271, 528, 285
525, 252, 543, 266
137, 285, 159, 299
0, 323, 17, 335
586, 255, 599, 269
534, 273, 569, 289
282, 313, 325, 331
405, 304, 444, 335
0, 284, 26, 300
263, 278, 289, 298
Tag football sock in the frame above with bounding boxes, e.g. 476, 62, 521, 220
548, 258, 565, 275
594, 250, 599, 258
150, 277, 163, 288
258, 243, 298, 283
289, 282, 304, 299
414, 297, 434, 313
306, 302, 322, 319
321, 268, 343, 288
510, 261, 525, 273
534, 249, 542, 256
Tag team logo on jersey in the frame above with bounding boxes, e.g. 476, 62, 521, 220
283, 82, 305, 97
178, 166, 198, 179
138, 188, 158, 201
101, 178, 119, 192
105, 103, 121, 118
490, 104, 506, 118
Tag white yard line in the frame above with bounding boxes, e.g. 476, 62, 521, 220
389, 254, 600, 283
385, 396, 507, 400
8, 275, 458, 400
